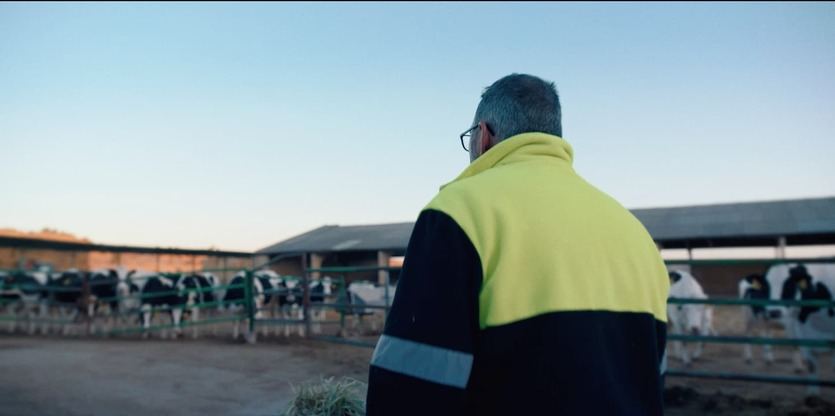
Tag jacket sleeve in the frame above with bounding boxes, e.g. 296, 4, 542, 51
366, 209, 483, 416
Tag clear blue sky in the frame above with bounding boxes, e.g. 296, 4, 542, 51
2, 2, 834, 251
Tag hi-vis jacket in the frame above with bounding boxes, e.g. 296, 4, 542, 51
367, 133, 670, 415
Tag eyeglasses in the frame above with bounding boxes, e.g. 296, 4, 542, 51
459, 123, 493, 152
459, 124, 479, 152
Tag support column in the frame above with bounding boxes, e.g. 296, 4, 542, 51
309, 253, 323, 280
377, 251, 391, 285
685, 245, 695, 274
776, 236, 787, 259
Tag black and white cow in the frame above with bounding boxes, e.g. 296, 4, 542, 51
762, 263, 835, 374
739, 273, 781, 364
310, 276, 334, 304
667, 270, 717, 366
278, 276, 305, 337
180, 272, 220, 338
253, 270, 288, 337
138, 273, 205, 339
267, 274, 334, 336
309, 276, 335, 334
222, 271, 265, 341
88, 269, 123, 332
346, 280, 397, 334
0, 270, 45, 334
46, 270, 87, 335
777, 264, 835, 395
112, 270, 143, 327
187, 272, 219, 304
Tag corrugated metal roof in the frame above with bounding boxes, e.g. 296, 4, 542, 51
632, 197, 835, 241
256, 223, 414, 255
257, 196, 835, 254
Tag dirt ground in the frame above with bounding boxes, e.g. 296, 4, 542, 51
0, 335, 372, 416
1, 306, 834, 415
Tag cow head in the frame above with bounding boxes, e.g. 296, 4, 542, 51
177, 274, 202, 306
669, 271, 682, 285
781, 265, 811, 301
780, 264, 834, 323
744, 274, 769, 293
284, 278, 301, 303
741, 273, 770, 316
116, 280, 132, 299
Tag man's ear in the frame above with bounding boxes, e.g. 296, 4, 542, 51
479, 121, 493, 155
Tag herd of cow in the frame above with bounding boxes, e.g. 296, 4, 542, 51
667, 263, 835, 392
2, 262, 834, 387
0, 267, 393, 340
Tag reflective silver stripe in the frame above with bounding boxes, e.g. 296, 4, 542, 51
371, 335, 473, 388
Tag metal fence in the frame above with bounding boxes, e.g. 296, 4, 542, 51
0, 256, 400, 344
2, 257, 833, 388
667, 296, 835, 387
0, 270, 249, 337
301, 265, 400, 348
303, 258, 835, 388
666, 257, 835, 388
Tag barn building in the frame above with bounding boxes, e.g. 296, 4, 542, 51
257, 196, 835, 295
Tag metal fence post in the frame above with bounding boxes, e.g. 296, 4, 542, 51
244, 270, 256, 344
338, 275, 346, 337
82, 272, 93, 336
383, 268, 390, 323
302, 264, 311, 338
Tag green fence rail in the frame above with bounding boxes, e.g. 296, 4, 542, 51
668, 334, 835, 348
663, 257, 835, 266
665, 370, 835, 387
668, 297, 835, 308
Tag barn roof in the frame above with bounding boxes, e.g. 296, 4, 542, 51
632, 196, 835, 249
257, 196, 835, 254
256, 223, 414, 255
0, 236, 252, 257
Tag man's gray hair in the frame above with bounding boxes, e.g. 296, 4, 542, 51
474, 73, 562, 141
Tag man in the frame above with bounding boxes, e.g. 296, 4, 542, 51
367, 74, 669, 415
